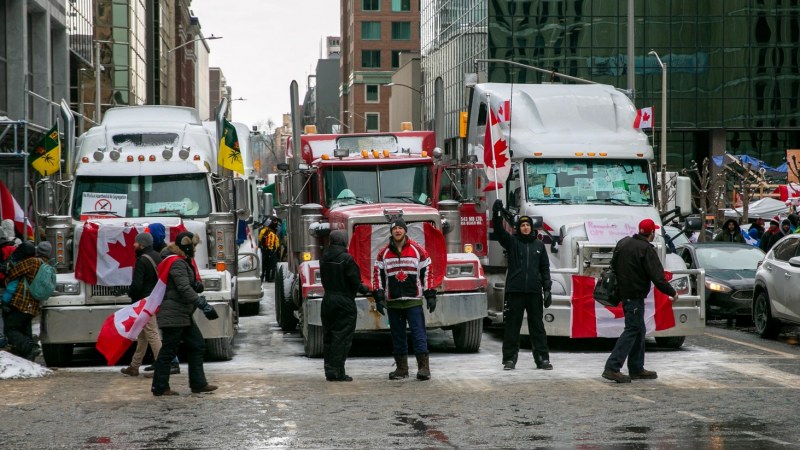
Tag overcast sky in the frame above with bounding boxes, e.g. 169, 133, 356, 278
189, 0, 340, 129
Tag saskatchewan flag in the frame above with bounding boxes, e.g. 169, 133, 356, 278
31, 124, 61, 176
218, 119, 244, 173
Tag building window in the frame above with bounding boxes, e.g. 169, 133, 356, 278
366, 113, 380, 132
361, 50, 381, 68
391, 50, 402, 68
362, 0, 379, 11
365, 84, 379, 103
361, 22, 381, 40
392, 0, 411, 12
391, 22, 411, 40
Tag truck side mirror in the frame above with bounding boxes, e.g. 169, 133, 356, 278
684, 215, 703, 231
34, 179, 56, 217
276, 173, 289, 205
264, 192, 273, 217
675, 175, 692, 216
233, 178, 250, 219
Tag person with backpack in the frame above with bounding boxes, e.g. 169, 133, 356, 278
120, 232, 173, 377
3, 241, 55, 361
259, 218, 280, 283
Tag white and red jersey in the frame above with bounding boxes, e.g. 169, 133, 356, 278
373, 238, 432, 301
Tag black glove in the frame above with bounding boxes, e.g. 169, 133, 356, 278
424, 289, 437, 313
358, 283, 370, 295
196, 296, 219, 320
543, 290, 552, 308
375, 299, 386, 316
374, 289, 385, 303
492, 199, 504, 213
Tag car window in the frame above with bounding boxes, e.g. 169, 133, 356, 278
772, 238, 800, 262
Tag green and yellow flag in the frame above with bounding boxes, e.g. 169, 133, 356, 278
31, 124, 61, 176
218, 119, 244, 174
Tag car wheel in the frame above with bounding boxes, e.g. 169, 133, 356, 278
753, 292, 781, 339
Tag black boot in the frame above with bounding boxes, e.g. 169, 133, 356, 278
389, 354, 409, 380
416, 353, 431, 380
534, 353, 553, 370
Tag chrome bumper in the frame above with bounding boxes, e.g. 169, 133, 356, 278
305, 291, 487, 330
236, 275, 263, 303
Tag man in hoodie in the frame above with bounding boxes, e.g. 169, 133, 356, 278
120, 232, 171, 377
320, 230, 369, 381
373, 218, 436, 381
759, 216, 784, 253
714, 218, 746, 243
151, 232, 219, 396
492, 200, 553, 371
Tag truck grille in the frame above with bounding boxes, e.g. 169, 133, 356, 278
91, 285, 129, 297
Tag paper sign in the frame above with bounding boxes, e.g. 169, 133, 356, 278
545, 173, 557, 188
585, 220, 639, 244
80, 192, 128, 220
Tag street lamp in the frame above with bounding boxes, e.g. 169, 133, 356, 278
344, 110, 370, 132
325, 116, 349, 133
167, 34, 222, 55
649, 50, 668, 212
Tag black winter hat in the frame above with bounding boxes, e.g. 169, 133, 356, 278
390, 218, 407, 232
516, 215, 533, 231
175, 231, 198, 257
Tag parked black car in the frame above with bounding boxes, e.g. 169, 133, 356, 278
675, 243, 765, 320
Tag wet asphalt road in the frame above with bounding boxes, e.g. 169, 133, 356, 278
2, 287, 800, 449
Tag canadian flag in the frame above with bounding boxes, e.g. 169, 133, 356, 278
0, 180, 34, 240
95, 255, 199, 365
570, 273, 676, 338
348, 222, 446, 289
482, 104, 511, 190
75, 221, 188, 286
634, 106, 654, 129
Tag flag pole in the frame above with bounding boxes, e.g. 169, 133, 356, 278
23, 76, 30, 241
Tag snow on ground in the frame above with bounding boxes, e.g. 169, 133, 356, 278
0, 350, 53, 379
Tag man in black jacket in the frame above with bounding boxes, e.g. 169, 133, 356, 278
603, 219, 679, 383
320, 230, 369, 382
493, 200, 553, 371
121, 232, 167, 377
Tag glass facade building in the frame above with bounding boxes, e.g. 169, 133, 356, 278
421, 0, 800, 169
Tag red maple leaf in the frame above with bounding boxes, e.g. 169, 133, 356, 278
603, 304, 625, 319
642, 111, 651, 122
487, 137, 510, 169
121, 314, 137, 332
395, 270, 408, 282
107, 227, 139, 269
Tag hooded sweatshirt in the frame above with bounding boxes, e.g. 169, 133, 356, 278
714, 219, 745, 243
320, 230, 363, 299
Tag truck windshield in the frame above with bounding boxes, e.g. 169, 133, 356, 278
72, 173, 212, 219
523, 159, 652, 206
323, 164, 432, 207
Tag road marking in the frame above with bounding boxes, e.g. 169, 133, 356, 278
715, 362, 800, 389
740, 431, 795, 446
705, 332, 797, 358
677, 410, 713, 422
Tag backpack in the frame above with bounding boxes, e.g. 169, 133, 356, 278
25, 259, 57, 301
593, 241, 622, 307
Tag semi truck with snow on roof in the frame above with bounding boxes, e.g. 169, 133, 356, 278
32, 101, 259, 366
465, 62, 706, 348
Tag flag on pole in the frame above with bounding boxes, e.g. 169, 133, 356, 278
482, 105, 511, 188
95, 255, 200, 365
570, 273, 676, 338
0, 180, 34, 240
30, 124, 61, 176
634, 107, 654, 129
218, 119, 244, 173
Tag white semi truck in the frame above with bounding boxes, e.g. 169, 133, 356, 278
465, 68, 706, 348
34, 102, 254, 366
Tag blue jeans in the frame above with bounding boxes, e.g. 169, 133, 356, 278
605, 298, 646, 373
387, 305, 428, 355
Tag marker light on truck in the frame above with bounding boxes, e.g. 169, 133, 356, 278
372, 150, 379, 158
138, 155, 145, 161
463, 244, 473, 253
127, 155, 134, 162
149, 155, 156, 161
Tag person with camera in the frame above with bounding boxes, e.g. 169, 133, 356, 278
602, 219, 679, 384
320, 230, 370, 382
373, 218, 436, 381
151, 232, 219, 396
492, 200, 553, 371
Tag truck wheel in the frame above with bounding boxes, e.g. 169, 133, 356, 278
753, 292, 781, 339
303, 323, 324, 358
654, 336, 685, 349
452, 319, 483, 352
41, 343, 73, 367
238, 301, 260, 316
206, 337, 234, 361
275, 267, 298, 331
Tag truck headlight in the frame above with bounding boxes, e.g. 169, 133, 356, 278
669, 276, 690, 295
705, 279, 732, 293
54, 281, 81, 295
238, 255, 257, 272
203, 277, 222, 291
446, 264, 475, 277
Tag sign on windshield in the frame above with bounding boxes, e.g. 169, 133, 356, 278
524, 159, 652, 205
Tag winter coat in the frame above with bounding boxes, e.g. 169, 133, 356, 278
127, 245, 163, 302
759, 228, 786, 253
156, 243, 199, 328
613, 234, 676, 300
373, 236, 432, 305
713, 219, 745, 243
320, 233, 363, 300
492, 215, 551, 294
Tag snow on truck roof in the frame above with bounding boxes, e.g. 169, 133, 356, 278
101, 106, 202, 126
474, 83, 652, 158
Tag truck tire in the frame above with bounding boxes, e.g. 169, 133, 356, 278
452, 319, 483, 352
205, 337, 234, 361
238, 301, 260, 316
41, 343, 73, 367
275, 267, 298, 331
654, 336, 685, 349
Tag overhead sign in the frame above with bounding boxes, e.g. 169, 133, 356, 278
585, 220, 638, 244
80, 192, 128, 220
